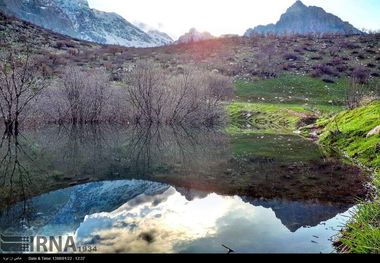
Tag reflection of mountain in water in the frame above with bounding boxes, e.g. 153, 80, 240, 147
244, 198, 350, 232
0, 180, 169, 235
174, 187, 351, 233
175, 187, 209, 201
0, 180, 353, 253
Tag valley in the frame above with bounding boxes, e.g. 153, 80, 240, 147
0, 1, 379, 255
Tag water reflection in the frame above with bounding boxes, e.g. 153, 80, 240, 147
0, 125, 369, 252
0, 180, 353, 253
0, 125, 368, 209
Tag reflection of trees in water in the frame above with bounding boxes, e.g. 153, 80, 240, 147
124, 124, 230, 176
0, 125, 230, 208
32, 124, 229, 179
0, 133, 35, 218
52, 125, 112, 179
0, 124, 368, 210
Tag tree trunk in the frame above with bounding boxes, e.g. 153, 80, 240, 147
4, 120, 14, 135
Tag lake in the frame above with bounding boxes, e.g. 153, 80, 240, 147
0, 125, 369, 253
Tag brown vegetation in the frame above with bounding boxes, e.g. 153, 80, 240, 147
0, 51, 49, 134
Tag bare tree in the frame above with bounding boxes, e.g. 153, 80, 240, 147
255, 42, 278, 78
35, 66, 130, 125
125, 62, 167, 123
0, 51, 48, 134
124, 61, 233, 126
61, 66, 110, 124
345, 67, 372, 109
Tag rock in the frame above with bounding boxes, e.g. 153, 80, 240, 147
367, 125, 380, 137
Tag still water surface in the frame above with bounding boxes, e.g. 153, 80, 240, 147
0, 125, 368, 253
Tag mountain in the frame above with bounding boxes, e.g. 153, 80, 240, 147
245, 0, 362, 36
134, 22, 173, 46
147, 29, 173, 46
0, 0, 171, 47
176, 28, 215, 44
244, 198, 349, 232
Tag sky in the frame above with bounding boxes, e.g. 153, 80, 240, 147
87, 0, 380, 39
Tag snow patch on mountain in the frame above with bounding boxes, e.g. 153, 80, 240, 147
0, 0, 172, 47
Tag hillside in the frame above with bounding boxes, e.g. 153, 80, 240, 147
318, 102, 380, 253
1, 11, 379, 84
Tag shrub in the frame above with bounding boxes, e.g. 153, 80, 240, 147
365, 49, 376, 54
124, 62, 233, 126
293, 48, 304, 54
340, 41, 360, 49
367, 63, 376, 68
336, 65, 348, 73
312, 64, 336, 77
352, 67, 370, 84
322, 78, 335, 84
36, 66, 115, 124
310, 56, 323, 60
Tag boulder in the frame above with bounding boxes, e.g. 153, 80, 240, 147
367, 125, 380, 137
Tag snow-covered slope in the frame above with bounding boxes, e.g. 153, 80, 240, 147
134, 22, 174, 46
146, 30, 173, 46
0, 0, 171, 47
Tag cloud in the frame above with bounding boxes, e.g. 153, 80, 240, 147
74, 187, 252, 252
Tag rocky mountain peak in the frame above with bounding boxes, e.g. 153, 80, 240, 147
176, 28, 214, 44
245, 1, 362, 36
288, 0, 307, 12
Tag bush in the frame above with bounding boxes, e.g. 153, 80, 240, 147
365, 49, 376, 54
336, 65, 348, 73
352, 67, 370, 84
312, 64, 336, 77
124, 62, 233, 126
36, 66, 120, 124
367, 63, 376, 69
310, 56, 323, 60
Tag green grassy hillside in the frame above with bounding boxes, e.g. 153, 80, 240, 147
319, 101, 380, 253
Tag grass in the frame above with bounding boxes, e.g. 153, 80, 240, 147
231, 133, 323, 162
227, 102, 308, 135
227, 74, 348, 135
319, 101, 380, 253
338, 196, 380, 253
227, 102, 310, 135
235, 74, 348, 113
319, 101, 380, 168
